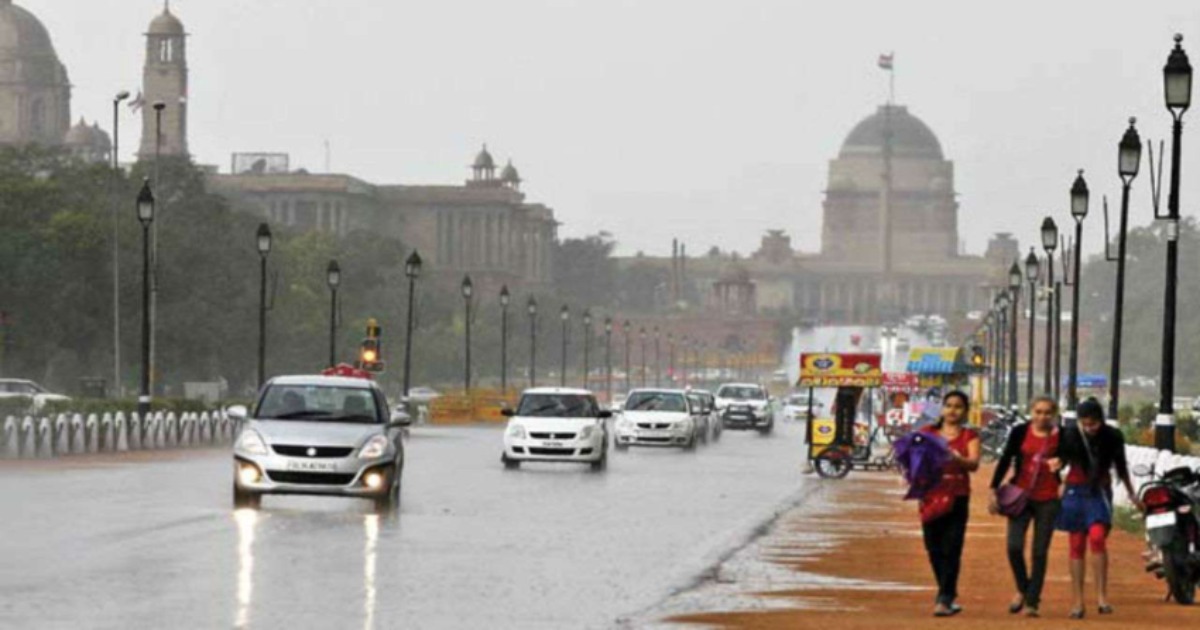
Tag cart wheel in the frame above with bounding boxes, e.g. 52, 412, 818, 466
813, 450, 853, 480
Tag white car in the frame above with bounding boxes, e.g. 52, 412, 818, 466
613, 389, 697, 449
0, 379, 70, 411
714, 383, 774, 434
501, 388, 611, 470
783, 392, 823, 421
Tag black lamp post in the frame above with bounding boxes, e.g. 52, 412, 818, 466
402, 250, 422, 397
582, 310, 592, 390
256, 223, 272, 388
1008, 262, 1022, 408
1157, 34, 1192, 452
604, 317, 613, 402
527, 296, 538, 388
499, 286, 510, 394
559, 305, 570, 387
653, 326, 661, 387
136, 179, 155, 417
1066, 171, 1089, 410
1025, 249, 1041, 404
639, 327, 647, 387
996, 292, 1009, 406
1040, 218, 1058, 396
1108, 118, 1142, 420
623, 320, 632, 393
326, 260, 340, 367
461, 275, 473, 393
668, 332, 676, 385
681, 335, 690, 387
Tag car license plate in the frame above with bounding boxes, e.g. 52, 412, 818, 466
286, 459, 337, 472
1147, 511, 1177, 529
542, 441, 564, 447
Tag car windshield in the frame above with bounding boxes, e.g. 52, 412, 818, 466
516, 393, 599, 418
0, 381, 38, 394
625, 392, 687, 412
718, 386, 766, 400
255, 384, 380, 423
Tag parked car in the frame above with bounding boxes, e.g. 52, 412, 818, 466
714, 383, 774, 434
782, 392, 823, 421
687, 389, 721, 441
0, 379, 70, 411
501, 388, 610, 470
230, 374, 411, 512
613, 389, 698, 449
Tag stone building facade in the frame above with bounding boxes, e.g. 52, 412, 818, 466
138, 5, 189, 158
0, 1, 74, 147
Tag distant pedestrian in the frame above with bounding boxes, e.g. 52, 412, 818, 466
989, 395, 1061, 618
1053, 397, 1141, 619
918, 390, 981, 617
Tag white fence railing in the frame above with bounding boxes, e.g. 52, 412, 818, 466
1113, 445, 1200, 507
0, 411, 238, 459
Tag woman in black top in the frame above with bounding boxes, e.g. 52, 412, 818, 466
988, 395, 1061, 617
1053, 398, 1141, 619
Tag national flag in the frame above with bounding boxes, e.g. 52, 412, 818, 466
878, 53, 894, 71
129, 91, 145, 112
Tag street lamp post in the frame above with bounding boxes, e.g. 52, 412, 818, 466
681, 335, 690, 387
256, 223, 272, 389
668, 332, 675, 385
1067, 171, 1089, 410
560, 305, 570, 387
1156, 34, 1192, 452
604, 317, 613, 403
1040, 218, 1058, 396
461, 276, 474, 393
136, 180, 155, 417
528, 297, 538, 388
639, 327, 647, 387
623, 320, 632, 393
653, 326, 661, 387
1108, 118, 1142, 420
402, 251, 422, 397
996, 293, 1009, 406
499, 286, 510, 394
110, 90, 130, 397
1008, 263, 1022, 408
1025, 250, 1041, 404
582, 310, 592, 390
326, 260, 340, 367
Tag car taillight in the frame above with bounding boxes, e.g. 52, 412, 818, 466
1143, 486, 1173, 511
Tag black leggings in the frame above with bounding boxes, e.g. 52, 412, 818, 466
1006, 499, 1060, 608
922, 496, 970, 606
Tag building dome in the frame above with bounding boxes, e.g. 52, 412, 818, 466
500, 159, 521, 184
0, 1, 67, 82
839, 105, 943, 160
148, 5, 185, 36
472, 144, 495, 170
63, 118, 111, 162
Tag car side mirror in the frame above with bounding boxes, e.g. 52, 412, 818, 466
501, 408, 515, 418
226, 405, 248, 422
598, 410, 613, 419
389, 409, 413, 427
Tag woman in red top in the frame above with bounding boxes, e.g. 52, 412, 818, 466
988, 395, 1061, 617
920, 391, 981, 617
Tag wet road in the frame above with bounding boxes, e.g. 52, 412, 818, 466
1, 420, 813, 629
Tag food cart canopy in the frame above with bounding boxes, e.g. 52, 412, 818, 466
905, 347, 967, 375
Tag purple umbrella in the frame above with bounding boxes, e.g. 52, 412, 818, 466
893, 430, 951, 500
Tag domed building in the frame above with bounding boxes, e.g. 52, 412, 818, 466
64, 118, 112, 163
0, 0, 71, 146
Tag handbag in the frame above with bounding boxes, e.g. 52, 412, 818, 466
920, 486, 956, 524
996, 427, 1055, 518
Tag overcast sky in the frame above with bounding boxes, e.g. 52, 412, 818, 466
30, 0, 1200, 258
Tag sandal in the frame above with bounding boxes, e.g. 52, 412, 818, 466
1025, 607, 1040, 618
1069, 609, 1085, 619
1098, 604, 1114, 615
1008, 595, 1025, 614
934, 604, 954, 617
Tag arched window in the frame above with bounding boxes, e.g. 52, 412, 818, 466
159, 38, 174, 62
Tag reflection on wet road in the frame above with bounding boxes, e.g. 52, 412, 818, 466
1, 422, 812, 629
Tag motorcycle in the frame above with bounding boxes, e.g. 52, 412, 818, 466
979, 408, 1022, 463
1134, 462, 1200, 604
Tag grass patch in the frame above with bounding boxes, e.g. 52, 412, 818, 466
1113, 505, 1145, 536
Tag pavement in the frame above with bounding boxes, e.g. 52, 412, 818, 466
0, 419, 815, 629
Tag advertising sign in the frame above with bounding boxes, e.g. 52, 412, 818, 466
882, 372, 921, 392
798, 353, 883, 388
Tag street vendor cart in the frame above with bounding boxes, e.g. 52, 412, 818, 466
800, 352, 892, 479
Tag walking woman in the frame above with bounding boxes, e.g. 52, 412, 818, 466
1054, 397, 1141, 619
988, 395, 1061, 617
919, 390, 981, 617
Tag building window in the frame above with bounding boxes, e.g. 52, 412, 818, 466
159, 38, 174, 63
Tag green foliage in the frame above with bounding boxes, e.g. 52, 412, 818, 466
0, 396, 33, 417
40, 398, 217, 416
1112, 505, 1144, 535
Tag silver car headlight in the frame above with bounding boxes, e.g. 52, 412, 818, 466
236, 430, 268, 456
616, 417, 633, 430
675, 420, 692, 431
578, 425, 595, 440
358, 435, 390, 459
507, 424, 527, 439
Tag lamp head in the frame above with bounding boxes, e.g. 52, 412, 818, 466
499, 285, 510, 307
136, 178, 155, 224
1070, 170, 1089, 220
1118, 117, 1142, 179
326, 260, 341, 288
1040, 217, 1058, 252
460, 275, 473, 299
405, 250, 422, 278
1164, 34, 1193, 113
256, 223, 272, 255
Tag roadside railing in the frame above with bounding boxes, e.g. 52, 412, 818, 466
0, 410, 238, 460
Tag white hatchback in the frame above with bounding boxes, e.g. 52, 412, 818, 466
613, 389, 697, 449
501, 388, 611, 471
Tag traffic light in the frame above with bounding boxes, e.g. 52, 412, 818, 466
970, 345, 986, 369
357, 318, 385, 372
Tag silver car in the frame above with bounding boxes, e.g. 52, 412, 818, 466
230, 375, 411, 512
